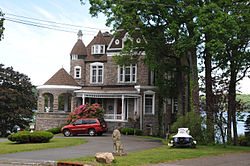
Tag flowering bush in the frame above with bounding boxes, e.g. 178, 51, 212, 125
67, 103, 104, 124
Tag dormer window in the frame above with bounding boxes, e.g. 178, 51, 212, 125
71, 54, 78, 60
91, 45, 105, 55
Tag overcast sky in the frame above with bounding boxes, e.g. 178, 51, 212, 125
0, 0, 249, 94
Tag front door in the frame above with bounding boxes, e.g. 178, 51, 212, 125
117, 99, 122, 119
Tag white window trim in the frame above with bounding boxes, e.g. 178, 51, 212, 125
117, 64, 137, 83
143, 90, 155, 115
74, 66, 81, 79
72, 54, 78, 60
90, 62, 104, 84
91, 45, 105, 54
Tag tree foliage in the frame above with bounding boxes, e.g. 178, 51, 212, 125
0, 10, 5, 41
0, 64, 37, 137
171, 112, 204, 144
86, 0, 250, 142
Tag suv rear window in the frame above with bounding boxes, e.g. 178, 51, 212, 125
98, 118, 106, 125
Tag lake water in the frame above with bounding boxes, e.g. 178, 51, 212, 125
201, 111, 249, 136
237, 112, 249, 135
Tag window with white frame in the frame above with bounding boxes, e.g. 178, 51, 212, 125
144, 91, 155, 115
90, 62, 103, 83
74, 66, 81, 79
118, 64, 137, 83
71, 54, 78, 60
91, 45, 105, 54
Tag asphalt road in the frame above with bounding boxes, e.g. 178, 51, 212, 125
1, 136, 249, 166
0, 134, 163, 165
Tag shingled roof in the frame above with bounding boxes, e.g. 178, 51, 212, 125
44, 68, 79, 86
85, 31, 111, 62
70, 39, 87, 55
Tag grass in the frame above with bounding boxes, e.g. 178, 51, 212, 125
0, 138, 88, 155
59, 136, 250, 166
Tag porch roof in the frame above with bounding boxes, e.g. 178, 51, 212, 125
75, 86, 140, 98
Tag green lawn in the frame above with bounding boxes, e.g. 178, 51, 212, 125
59, 137, 250, 166
0, 138, 87, 155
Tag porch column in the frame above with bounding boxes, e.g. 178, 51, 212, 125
140, 96, 143, 130
82, 94, 85, 105
38, 93, 44, 112
114, 98, 117, 120
64, 94, 68, 112
53, 94, 58, 112
121, 95, 124, 120
134, 98, 137, 116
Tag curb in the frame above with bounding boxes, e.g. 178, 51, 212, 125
0, 160, 58, 166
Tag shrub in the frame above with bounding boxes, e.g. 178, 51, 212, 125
171, 112, 205, 144
46, 126, 63, 134
8, 131, 53, 143
67, 103, 104, 124
135, 129, 143, 136
121, 128, 134, 135
238, 135, 250, 146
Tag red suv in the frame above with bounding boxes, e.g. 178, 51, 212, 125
61, 118, 108, 137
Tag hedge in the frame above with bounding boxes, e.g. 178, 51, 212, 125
121, 128, 143, 135
46, 126, 62, 134
8, 131, 54, 143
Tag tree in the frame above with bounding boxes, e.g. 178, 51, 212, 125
196, 1, 249, 144
0, 10, 5, 41
0, 64, 37, 137
209, 1, 250, 145
87, 0, 201, 136
245, 115, 250, 134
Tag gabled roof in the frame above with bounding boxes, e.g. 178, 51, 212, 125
44, 68, 79, 86
70, 39, 87, 55
107, 30, 127, 51
85, 31, 111, 62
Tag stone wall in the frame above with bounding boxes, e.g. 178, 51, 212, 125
70, 56, 150, 86
35, 112, 69, 131
37, 89, 75, 113
70, 59, 85, 86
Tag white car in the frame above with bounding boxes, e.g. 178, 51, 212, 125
168, 128, 196, 148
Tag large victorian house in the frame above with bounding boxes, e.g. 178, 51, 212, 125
36, 30, 177, 135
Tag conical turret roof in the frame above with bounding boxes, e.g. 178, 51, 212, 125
70, 39, 87, 55
44, 68, 79, 86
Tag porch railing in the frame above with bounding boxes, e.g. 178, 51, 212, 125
104, 114, 127, 121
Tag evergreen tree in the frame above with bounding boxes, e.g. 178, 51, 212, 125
0, 64, 37, 137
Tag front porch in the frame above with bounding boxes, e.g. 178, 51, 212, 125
75, 91, 141, 123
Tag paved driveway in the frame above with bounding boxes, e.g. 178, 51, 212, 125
0, 134, 163, 165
